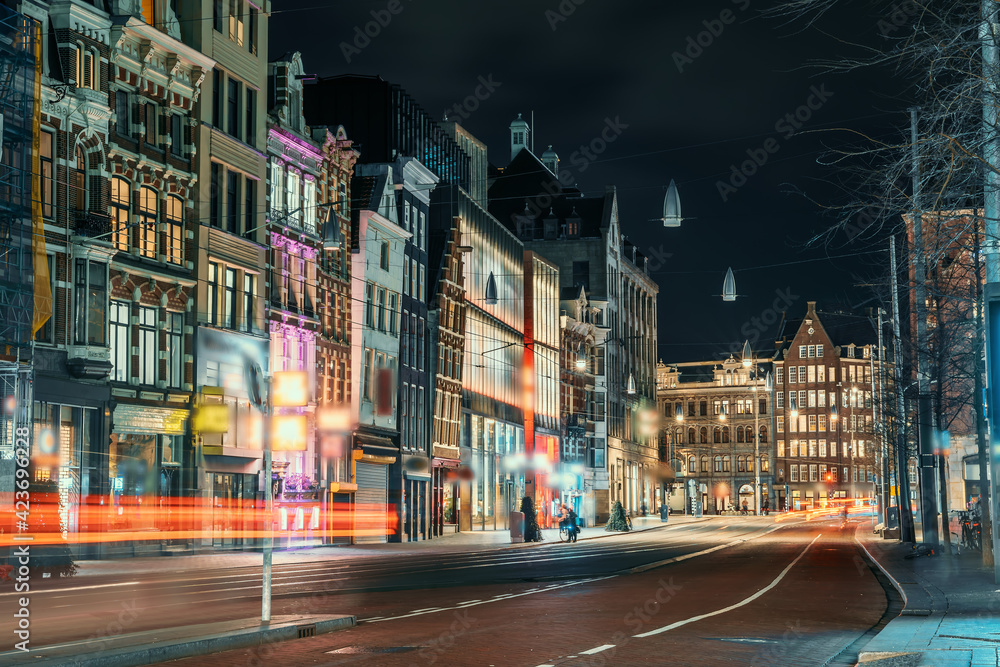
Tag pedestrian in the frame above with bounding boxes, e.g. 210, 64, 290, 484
741, 500, 749, 516
762, 499, 769, 516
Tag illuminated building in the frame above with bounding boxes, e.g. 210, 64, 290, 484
524, 252, 561, 524
772, 302, 883, 512
488, 118, 660, 519
265, 54, 358, 547
179, 0, 270, 550
349, 168, 409, 544
560, 287, 599, 525
656, 358, 773, 515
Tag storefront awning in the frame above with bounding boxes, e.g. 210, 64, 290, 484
403, 470, 432, 482
354, 432, 397, 452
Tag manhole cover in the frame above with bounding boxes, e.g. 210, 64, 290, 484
327, 646, 422, 654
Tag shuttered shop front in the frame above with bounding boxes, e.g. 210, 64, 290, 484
355, 461, 388, 544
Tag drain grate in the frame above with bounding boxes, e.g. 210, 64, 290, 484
327, 646, 421, 654
297, 624, 316, 638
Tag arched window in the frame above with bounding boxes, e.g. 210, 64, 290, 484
761, 455, 770, 472
723, 456, 731, 472
165, 195, 183, 264
700, 427, 708, 444
111, 177, 130, 251
713, 427, 721, 443
714, 455, 722, 472
759, 425, 768, 443
736, 426, 745, 443
687, 427, 695, 444
71, 146, 87, 212
700, 455, 709, 472
688, 456, 696, 474
737, 455, 746, 473
138, 187, 158, 258
722, 426, 730, 443
675, 427, 683, 445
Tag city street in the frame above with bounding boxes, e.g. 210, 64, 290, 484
1, 518, 897, 665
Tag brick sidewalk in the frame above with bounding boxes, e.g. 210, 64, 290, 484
856, 530, 1000, 666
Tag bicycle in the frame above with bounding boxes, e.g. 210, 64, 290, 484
958, 511, 982, 552
558, 521, 571, 542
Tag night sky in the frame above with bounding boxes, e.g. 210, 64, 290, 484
272, 0, 912, 362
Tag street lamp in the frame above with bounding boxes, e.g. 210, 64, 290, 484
575, 343, 587, 370
742, 340, 771, 514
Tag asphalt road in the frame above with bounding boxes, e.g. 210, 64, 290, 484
0, 519, 897, 665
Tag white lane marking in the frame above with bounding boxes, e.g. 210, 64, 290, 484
633, 533, 823, 638
0, 581, 140, 597
535, 664, 556, 667
456, 600, 481, 605
626, 524, 786, 575
580, 644, 615, 655
365, 576, 617, 623
408, 607, 441, 613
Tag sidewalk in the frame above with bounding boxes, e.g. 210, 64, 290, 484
71, 514, 707, 579
856, 530, 1000, 666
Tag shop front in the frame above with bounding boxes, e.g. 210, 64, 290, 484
462, 413, 525, 531
431, 455, 460, 535
353, 429, 398, 544
108, 401, 189, 557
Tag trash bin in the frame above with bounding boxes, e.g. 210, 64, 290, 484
509, 511, 524, 543
660, 505, 670, 522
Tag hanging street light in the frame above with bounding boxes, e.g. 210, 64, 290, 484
575, 342, 587, 370
627, 373, 636, 395
741, 340, 753, 368
722, 267, 737, 302
661, 179, 683, 227
675, 403, 684, 422
485, 271, 498, 305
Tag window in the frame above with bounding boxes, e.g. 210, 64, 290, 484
788, 366, 797, 384
247, 6, 258, 55
807, 365, 816, 383
112, 177, 130, 251
224, 268, 236, 328
816, 344, 824, 357
109, 301, 130, 382
776, 392, 783, 408
790, 465, 799, 482
227, 171, 240, 233
798, 366, 805, 382
819, 414, 827, 432
165, 311, 183, 388
242, 273, 255, 332
36, 254, 54, 343
776, 367, 783, 384
808, 344, 815, 358
810, 465, 818, 482
365, 283, 374, 327
759, 426, 768, 442
144, 103, 157, 145
210, 163, 222, 227
388, 293, 398, 335
377, 288, 386, 331
138, 187, 157, 258
207, 262, 219, 325
74, 260, 106, 346
227, 77, 241, 137
214, 0, 223, 32
819, 439, 828, 457
714, 456, 722, 473
380, 241, 390, 270
808, 415, 816, 432
229, 0, 244, 45
286, 169, 300, 223
70, 146, 89, 211
419, 265, 425, 302
700, 427, 707, 443
116, 90, 130, 136
807, 390, 816, 407
40, 131, 53, 217
777, 415, 784, 432
799, 345, 807, 358
245, 89, 256, 147
212, 70, 223, 127
170, 114, 183, 157
134, 307, 157, 384
817, 365, 825, 383
817, 390, 826, 408
165, 196, 183, 264
244, 178, 256, 237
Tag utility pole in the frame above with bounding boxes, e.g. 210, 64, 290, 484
890, 237, 916, 543
910, 106, 939, 546
875, 308, 890, 528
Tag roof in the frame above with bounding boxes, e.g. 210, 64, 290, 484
774, 308, 876, 358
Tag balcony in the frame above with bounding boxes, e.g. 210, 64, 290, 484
73, 210, 112, 239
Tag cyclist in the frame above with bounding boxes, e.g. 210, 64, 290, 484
559, 504, 579, 543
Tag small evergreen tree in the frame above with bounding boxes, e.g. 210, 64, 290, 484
605, 501, 631, 532
520, 496, 543, 542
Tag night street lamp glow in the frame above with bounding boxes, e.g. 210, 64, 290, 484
722, 267, 736, 302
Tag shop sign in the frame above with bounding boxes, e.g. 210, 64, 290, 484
113, 405, 187, 435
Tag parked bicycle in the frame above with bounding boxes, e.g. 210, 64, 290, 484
958, 511, 982, 552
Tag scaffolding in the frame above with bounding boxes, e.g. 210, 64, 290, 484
0, 6, 36, 348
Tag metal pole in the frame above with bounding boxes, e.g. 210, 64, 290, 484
910, 106, 940, 546
262, 382, 272, 623
981, 0, 1000, 583
973, 209, 996, 569
876, 308, 890, 527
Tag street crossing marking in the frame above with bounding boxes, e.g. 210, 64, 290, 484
633, 533, 823, 638
580, 644, 615, 655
